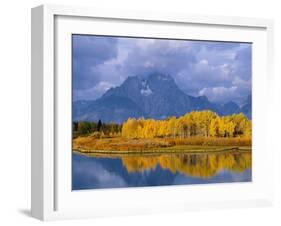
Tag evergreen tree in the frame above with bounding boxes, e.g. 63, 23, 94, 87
97, 119, 102, 132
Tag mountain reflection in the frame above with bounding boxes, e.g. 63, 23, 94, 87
84, 151, 251, 178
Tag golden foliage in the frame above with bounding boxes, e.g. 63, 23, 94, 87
122, 111, 251, 139
73, 111, 252, 152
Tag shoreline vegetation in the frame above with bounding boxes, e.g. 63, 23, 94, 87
73, 110, 251, 154
73, 136, 251, 154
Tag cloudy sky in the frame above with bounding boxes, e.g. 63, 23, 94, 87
72, 35, 251, 104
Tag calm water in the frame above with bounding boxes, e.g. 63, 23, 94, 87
72, 151, 252, 190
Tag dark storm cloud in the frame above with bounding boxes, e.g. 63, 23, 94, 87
72, 35, 118, 92
73, 35, 252, 104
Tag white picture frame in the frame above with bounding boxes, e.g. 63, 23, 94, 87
31, 4, 274, 221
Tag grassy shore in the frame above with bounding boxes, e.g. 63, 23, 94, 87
73, 136, 251, 154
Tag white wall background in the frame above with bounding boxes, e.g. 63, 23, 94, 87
0, 0, 280, 225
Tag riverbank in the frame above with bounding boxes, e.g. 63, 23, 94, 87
74, 146, 251, 155
73, 136, 251, 154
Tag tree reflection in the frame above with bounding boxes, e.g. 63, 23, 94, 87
83, 151, 251, 178
121, 151, 251, 178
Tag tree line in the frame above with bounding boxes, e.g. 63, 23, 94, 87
121, 111, 251, 139
73, 120, 122, 137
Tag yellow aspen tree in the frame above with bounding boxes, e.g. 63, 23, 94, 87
218, 118, 227, 137
168, 116, 177, 138
244, 121, 252, 138
226, 120, 235, 137
209, 118, 219, 137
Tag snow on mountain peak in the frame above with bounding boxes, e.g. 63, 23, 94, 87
140, 80, 153, 96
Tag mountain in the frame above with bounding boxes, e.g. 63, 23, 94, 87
73, 96, 146, 123
102, 73, 217, 119
218, 101, 240, 116
73, 73, 251, 123
240, 95, 252, 119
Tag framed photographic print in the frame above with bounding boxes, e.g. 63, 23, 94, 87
31, 4, 274, 221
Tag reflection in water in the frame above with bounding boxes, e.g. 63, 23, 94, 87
72, 150, 252, 190
121, 152, 251, 178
